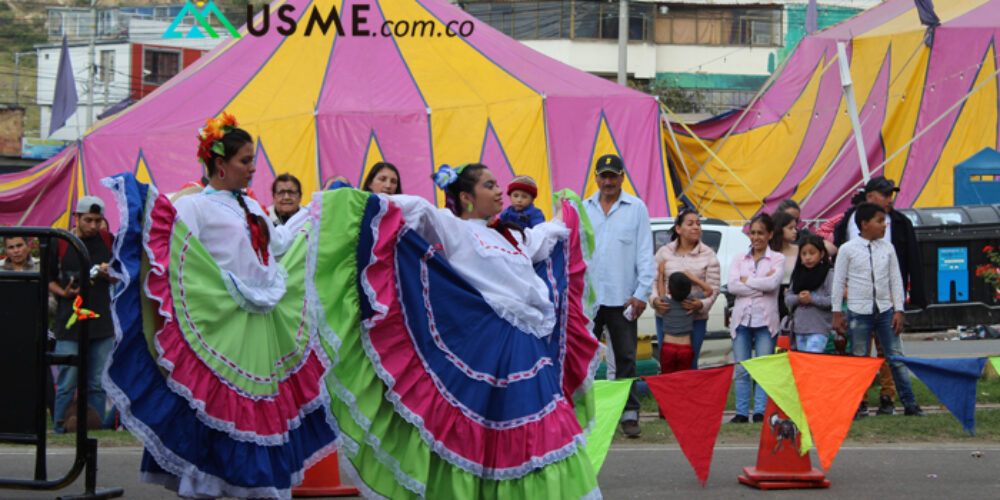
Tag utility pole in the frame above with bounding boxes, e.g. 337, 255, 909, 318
86, 0, 97, 130
617, 0, 628, 85
13, 51, 37, 106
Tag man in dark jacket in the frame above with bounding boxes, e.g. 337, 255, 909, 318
833, 176, 927, 418
833, 177, 927, 308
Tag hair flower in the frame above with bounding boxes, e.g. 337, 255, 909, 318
197, 112, 239, 165
432, 164, 459, 190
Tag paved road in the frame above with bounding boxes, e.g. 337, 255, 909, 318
1, 444, 998, 499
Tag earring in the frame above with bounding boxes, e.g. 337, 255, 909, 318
219, 170, 225, 179
467, 203, 474, 213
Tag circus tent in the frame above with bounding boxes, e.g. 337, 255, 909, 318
666, 0, 1000, 222
1, 0, 676, 230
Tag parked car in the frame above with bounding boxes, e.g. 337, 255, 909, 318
637, 217, 750, 340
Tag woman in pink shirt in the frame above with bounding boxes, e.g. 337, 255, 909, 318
727, 213, 784, 423
649, 209, 721, 369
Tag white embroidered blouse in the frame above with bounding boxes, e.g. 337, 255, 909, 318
389, 194, 569, 338
173, 189, 308, 312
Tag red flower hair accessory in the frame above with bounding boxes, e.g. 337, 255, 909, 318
196, 112, 238, 165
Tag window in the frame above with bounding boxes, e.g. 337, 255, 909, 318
654, 6, 782, 47
463, 1, 652, 41
99, 50, 115, 83
143, 48, 181, 86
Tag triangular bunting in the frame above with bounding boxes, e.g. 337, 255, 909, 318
585, 379, 633, 474
989, 357, 1000, 377
645, 365, 734, 486
740, 352, 812, 455
788, 352, 883, 470
893, 356, 987, 436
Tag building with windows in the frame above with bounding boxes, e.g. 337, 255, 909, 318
35, 5, 229, 142
462, 0, 881, 116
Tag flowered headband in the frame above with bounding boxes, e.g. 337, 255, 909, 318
197, 112, 238, 165
431, 163, 471, 190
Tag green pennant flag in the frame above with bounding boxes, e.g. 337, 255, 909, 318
584, 379, 633, 473
740, 352, 813, 455
989, 357, 1000, 378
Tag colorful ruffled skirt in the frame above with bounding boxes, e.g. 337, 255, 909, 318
104, 173, 601, 499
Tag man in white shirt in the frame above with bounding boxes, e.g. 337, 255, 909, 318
583, 154, 655, 438
832, 202, 924, 417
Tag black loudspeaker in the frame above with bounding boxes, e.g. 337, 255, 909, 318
0, 280, 42, 434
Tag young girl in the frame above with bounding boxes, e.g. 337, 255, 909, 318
728, 213, 784, 423
770, 210, 799, 319
784, 235, 834, 353
656, 269, 711, 373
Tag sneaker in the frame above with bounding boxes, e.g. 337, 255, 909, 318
877, 395, 895, 415
621, 420, 642, 438
729, 414, 749, 424
752, 413, 764, 423
854, 401, 868, 421
904, 405, 926, 417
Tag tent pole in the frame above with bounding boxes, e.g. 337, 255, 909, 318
807, 60, 1000, 219
837, 41, 871, 183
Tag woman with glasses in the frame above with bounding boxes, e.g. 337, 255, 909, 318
269, 173, 304, 225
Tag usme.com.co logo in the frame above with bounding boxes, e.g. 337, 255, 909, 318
163, 1, 475, 39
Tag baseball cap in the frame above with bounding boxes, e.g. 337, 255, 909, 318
75, 196, 105, 215
595, 154, 624, 175
863, 176, 900, 194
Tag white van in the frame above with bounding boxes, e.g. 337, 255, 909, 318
638, 217, 750, 339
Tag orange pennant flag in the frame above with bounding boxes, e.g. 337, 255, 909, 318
788, 352, 883, 471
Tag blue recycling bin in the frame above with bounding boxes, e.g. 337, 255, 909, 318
937, 247, 969, 302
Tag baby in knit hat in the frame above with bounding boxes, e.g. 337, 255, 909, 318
499, 175, 545, 228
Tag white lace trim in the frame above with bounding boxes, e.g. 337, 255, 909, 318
338, 450, 391, 500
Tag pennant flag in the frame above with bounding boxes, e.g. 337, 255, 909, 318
740, 352, 812, 455
894, 356, 987, 436
585, 379, 633, 473
788, 352, 883, 470
50, 36, 79, 136
990, 357, 1000, 377
804, 0, 818, 34
645, 365, 734, 486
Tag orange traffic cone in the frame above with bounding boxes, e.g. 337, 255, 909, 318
737, 399, 829, 490
292, 451, 360, 497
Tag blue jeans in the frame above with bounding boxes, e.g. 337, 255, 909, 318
53, 337, 113, 433
656, 317, 707, 370
732, 325, 775, 416
847, 310, 916, 407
